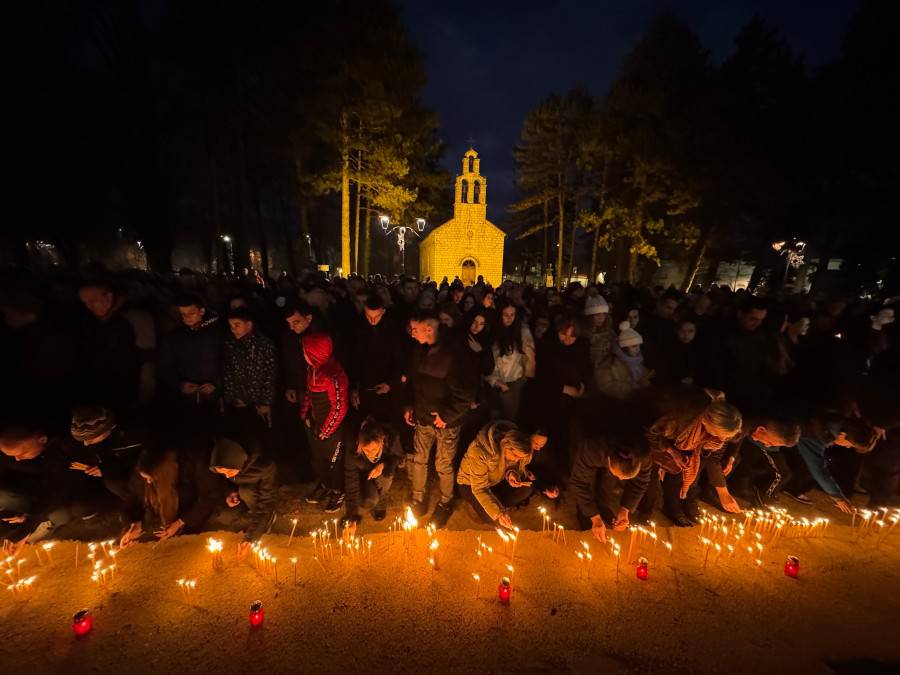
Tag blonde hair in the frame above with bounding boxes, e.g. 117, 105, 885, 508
500, 430, 531, 459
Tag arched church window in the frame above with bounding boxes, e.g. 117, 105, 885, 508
468, 156, 475, 173
473, 180, 481, 204
461, 179, 468, 203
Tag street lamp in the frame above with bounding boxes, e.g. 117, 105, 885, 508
383, 217, 427, 274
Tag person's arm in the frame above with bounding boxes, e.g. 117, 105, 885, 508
245, 460, 278, 542
704, 448, 727, 489
796, 438, 845, 498
620, 457, 652, 512
319, 370, 349, 438
439, 350, 476, 426
460, 452, 504, 521
570, 442, 602, 519
259, 339, 276, 406
522, 327, 536, 379
485, 348, 502, 388
222, 343, 237, 403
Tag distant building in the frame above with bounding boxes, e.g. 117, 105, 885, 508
419, 148, 505, 286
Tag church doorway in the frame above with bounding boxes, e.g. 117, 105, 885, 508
461, 258, 477, 286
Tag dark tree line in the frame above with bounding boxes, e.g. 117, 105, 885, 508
5, 0, 447, 276
512, 1, 900, 293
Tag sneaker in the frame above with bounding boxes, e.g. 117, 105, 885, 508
428, 501, 454, 529
784, 491, 812, 505
324, 491, 345, 513
412, 499, 428, 519
372, 504, 387, 522
305, 484, 328, 504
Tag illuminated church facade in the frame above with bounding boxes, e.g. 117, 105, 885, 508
419, 148, 505, 286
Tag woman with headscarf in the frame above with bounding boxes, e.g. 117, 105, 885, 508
641, 389, 743, 527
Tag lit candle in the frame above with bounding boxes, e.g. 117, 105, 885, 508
291, 557, 298, 584
429, 539, 440, 571
472, 572, 481, 598
249, 600, 264, 627
636, 556, 649, 581
784, 555, 799, 578
72, 609, 93, 637
498, 576, 511, 605
288, 518, 298, 547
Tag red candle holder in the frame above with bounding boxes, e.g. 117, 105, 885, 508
636, 557, 649, 581
249, 600, 264, 627
498, 577, 511, 605
784, 555, 799, 578
72, 609, 93, 637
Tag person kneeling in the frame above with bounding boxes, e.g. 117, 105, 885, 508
343, 418, 401, 534
457, 421, 533, 529
209, 437, 277, 554
119, 446, 225, 547
570, 429, 651, 543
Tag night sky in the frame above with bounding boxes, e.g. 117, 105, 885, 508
400, 0, 861, 227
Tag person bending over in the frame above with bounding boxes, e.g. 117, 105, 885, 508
570, 428, 652, 543
209, 437, 277, 555
457, 421, 533, 529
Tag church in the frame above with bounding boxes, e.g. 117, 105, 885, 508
419, 148, 505, 286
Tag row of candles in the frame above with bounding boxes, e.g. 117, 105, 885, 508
5, 502, 893, 637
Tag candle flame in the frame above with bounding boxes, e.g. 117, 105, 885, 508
404, 506, 418, 528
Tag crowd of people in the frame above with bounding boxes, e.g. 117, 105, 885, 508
2, 265, 899, 555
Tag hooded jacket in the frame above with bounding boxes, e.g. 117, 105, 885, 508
300, 333, 349, 439
456, 421, 532, 521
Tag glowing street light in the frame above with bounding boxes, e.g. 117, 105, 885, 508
383, 217, 427, 273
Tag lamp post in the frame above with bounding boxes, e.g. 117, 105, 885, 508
381, 216, 427, 274
220, 234, 235, 275
772, 239, 806, 289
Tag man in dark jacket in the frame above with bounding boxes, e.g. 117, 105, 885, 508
223, 308, 276, 446
349, 294, 404, 423
0, 424, 96, 553
343, 417, 401, 530
158, 294, 223, 433
570, 429, 652, 543
707, 297, 776, 413
209, 437, 277, 552
77, 280, 143, 411
404, 311, 474, 528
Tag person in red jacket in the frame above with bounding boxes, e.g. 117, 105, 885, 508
300, 332, 349, 513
